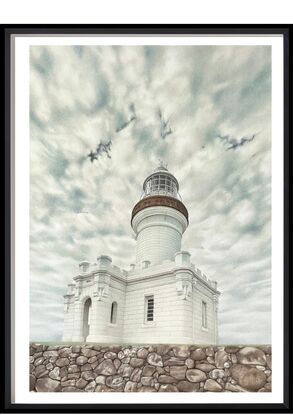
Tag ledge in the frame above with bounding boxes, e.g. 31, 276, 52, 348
131, 195, 189, 225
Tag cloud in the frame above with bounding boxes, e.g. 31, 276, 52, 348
30, 45, 271, 344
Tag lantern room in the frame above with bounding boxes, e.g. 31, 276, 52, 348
142, 164, 180, 199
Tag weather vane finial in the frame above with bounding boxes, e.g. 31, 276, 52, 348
157, 159, 168, 171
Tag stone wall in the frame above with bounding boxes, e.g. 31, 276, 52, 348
30, 344, 271, 392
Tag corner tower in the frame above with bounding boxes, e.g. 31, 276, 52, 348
131, 164, 189, 267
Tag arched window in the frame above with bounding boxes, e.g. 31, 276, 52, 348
83, 297, 92, 341
110, 301, 117, 324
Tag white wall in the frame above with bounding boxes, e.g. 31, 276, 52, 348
132, 206, 188, 267
123, 275, 192, 344
192, 283, 217, 344
85, 278, 126, 343
63, 264, 219, 344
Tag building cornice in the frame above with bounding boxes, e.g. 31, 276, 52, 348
127, 266, 220, 295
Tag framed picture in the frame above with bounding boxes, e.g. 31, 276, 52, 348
3, 24, 291, 412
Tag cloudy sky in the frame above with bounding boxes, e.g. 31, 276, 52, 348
30, 44, 271, 344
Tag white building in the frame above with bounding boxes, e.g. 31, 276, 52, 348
63, 165, 220, 344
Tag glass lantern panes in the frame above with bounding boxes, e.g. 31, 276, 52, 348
144, 173, 178, 198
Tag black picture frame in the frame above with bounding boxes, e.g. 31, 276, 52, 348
2, 24, 292, 413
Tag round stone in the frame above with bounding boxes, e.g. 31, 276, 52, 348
186, 369, 207, 383
118, 363, 134, 377
34, 357, 45, 366
35, 377, 61, 392
156, 345, 172, 355
76, 356, 88, 365
210, 369, 225, 379
130, 358, 144, 368
104, 352, 117, 360
230, 364, 267, 391
124, 381, 137, 392
172, 346, 190, 358
215, 350, 229, 368
169, 365, 187, 380
164, 357, 185, 366
56, 358, 69, 367
61, 379, 75, 387
225, 382, 246, 392
76, 378, 88, 389
49, 367, 60, 380
81, 371, 96, 381
231, 354, 238, 364
159, 384, 179, 392
81, 363, 92, 372
205, 347, 214, 356
240, 368, 267, 391
141, 376, 154, 387
190, 349, 206, 361
113, 359, 121, 370
81, 348, 99, 358
185, 358, 194, 369
62, 386, 80, 392
196, 363, 216, 372
138, 386, 156, 392
177, 381, 200, 392
59, 347, 72, 357
68, 365, 80, 373
130, 368, 142, 382
158, 375, 177, 384
88, 356, 97, 364
142, 365, 156, 377
94, 359, 116, 375
236, 347, 267, 366
43, 350, 58, 358
204, 379, 223, 392
225, 347, 240, 353
137, 348, 148, 359
95, 375, 106, 384
106, 375, 124, 389
35, 365, 48, 378
123, 348, 131, 357
147, 353, 163, 367
85, 380, 96, 392
67, 373, 79, 380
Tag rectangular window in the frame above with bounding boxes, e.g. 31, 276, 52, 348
202, 301, 207, 328
145, 295, 154, 323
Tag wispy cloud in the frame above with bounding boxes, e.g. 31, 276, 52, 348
30, 45, 271, 344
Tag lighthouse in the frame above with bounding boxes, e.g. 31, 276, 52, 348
63, 164, 220, 344
131, 163, 188, 267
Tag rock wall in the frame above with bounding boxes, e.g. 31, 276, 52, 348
30, 344, 271, 392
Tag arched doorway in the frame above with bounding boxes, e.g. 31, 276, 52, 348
83, 297, 92, 341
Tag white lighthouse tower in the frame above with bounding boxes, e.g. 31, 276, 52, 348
63, 164, 220, 344
132, 163, 188, 267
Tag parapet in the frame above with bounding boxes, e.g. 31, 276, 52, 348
79, 261, 90, 273
96, 255, 112, 268
175, 251, 191, 266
